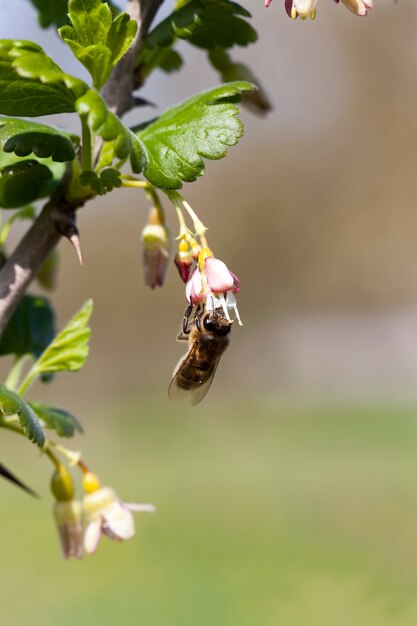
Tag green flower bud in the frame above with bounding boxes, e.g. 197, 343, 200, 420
51, 465, 74, 502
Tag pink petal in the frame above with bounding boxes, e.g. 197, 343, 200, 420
204, 257, 234, 293
285, 0, 295, 17
230, 271, 241, 294
185, 269, 207, 304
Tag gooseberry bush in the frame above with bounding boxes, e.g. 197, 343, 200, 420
0, 0, 372, 559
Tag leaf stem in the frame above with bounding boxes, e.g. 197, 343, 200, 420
121, 178, 150, 189
4, 356, 28, 392
17, 366, 38, 397
81, 114, 93, 172
166, 191, 208, 242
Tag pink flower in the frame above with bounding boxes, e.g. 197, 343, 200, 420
266, 0, 373, 18
185, 256, 242, 325
142, 223, 170, 289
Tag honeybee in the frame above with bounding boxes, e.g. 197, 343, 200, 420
168, 304, 232, 405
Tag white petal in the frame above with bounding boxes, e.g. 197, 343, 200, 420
102, 503, 135, 541
294, 0, 317, 18
226, 292, 243, 326
84, 518, 102, 554
125, 503, 156, 513
219, 294, 231, 322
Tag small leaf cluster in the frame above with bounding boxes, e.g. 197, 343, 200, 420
0, 0, 257, 208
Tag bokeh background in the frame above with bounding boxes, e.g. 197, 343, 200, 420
2, 1, 417, 624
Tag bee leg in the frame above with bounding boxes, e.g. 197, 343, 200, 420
176, 304, 195, 342
182, 304, 194, 334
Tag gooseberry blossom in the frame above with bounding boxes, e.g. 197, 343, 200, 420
83, 486, 155, 554
185, 255, 242, 325
335, 0, 373, 16
53, 500, 84, 559
142, 206, 171, 289
265, 0, 373, 17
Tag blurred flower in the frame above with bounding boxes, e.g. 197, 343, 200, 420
291, 0, 317, 19
265, 0, 373, 17
142, 206, 170, 289
265, 0, 316, 17
185, 252, 242, 325
83, 486, 155, 554
53, 500, 84, 559
336, 0, 373, 16
51, 465, 83, 559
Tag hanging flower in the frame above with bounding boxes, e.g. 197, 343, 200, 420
336, 0, 373, 16
185, 251, 242, 325
53, 500, 84, 559
51, 464, 83, 559
82, 471, 155, 554
142, 206, 171, 289
265, 0, 373, 18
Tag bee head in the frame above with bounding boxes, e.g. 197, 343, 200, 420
201, 311, 231, 335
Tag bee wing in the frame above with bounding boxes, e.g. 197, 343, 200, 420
188, 358, 221, 406
168, 345, 221, 406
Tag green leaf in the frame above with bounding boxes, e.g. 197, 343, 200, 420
0, 160, 54, 208
144, 0, 205, 49
0, 117, 77, 162
138, 47, 183, 80
158, 49, 183, 74
0, 152, 67, 187
80, 168, 122, 195
208, 49, 271, 115
0, 385, 44, 446
27, 0, 70, 28
59, 0, 137, 90
133, 81, 254, 189
29, 402, 83, 438
188, 0, 257, 50
137, 0, 201, 79
76, 89, 143, 172
30, 299, 93, 376
0, 295, 56, 361
27, 0, 122, 28
0, 40, 86, 116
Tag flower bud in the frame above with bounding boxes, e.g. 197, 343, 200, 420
53, 500, 83, 559
142, 207, 170, 289
82, 471, 101, 494
51, 465, 74, 502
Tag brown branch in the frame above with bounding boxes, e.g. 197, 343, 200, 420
0, 198, 80, 337
102, 0, 166, 116
0, 0, 165, 338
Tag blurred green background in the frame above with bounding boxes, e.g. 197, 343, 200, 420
2, 1, 417, 625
